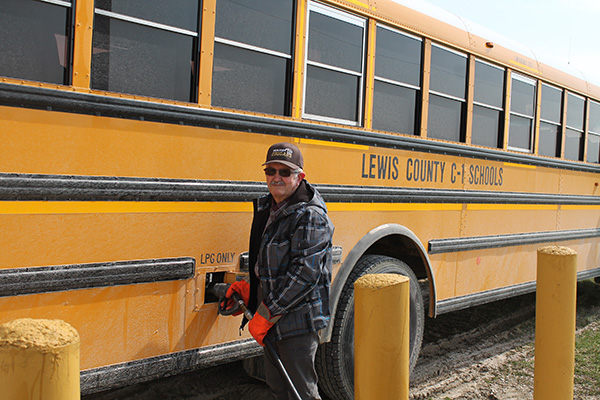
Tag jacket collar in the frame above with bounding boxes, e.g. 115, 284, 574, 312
256, 179, 314, 212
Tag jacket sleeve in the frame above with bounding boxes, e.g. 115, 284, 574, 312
263, 206, 333, 316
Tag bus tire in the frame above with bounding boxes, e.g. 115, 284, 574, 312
316, 254, 425, 400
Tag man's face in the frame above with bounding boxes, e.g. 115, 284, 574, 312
264, 162, 305, 204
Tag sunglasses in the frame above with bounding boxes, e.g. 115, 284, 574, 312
264, 167, 299, 177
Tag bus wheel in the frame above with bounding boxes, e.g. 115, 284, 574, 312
316, 255, 424, 400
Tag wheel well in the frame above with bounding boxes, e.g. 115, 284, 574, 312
324, 224, 437, 343
363, 233, 433, 317
363, 233, 429, 281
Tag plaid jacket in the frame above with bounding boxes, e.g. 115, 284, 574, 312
246, 180, 334, 341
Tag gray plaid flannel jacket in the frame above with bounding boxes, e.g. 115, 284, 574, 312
246, 180, 334, 341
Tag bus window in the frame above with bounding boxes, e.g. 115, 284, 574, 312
428, 44, 467, 142
538, 83, 563, 157
472, 60, 504, 148
212, 0, 294, 115
0, 0, 71, 85
303, 2, 366, 125
373, 25, 422, 135
588, 101, 600, 163
91, 0, 198, 102
508, 73, 536, 152
564, 92, 585, 161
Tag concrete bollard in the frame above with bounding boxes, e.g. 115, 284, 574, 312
533, 246, 577, 400
0, 318, 80, 400
354, 273, 410, 400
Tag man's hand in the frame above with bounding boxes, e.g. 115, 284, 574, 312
221, 280, 250, 316
226, 280, 250, 303
249, 302, 281, 346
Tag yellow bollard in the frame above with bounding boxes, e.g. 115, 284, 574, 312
0, 318, 80, 400
533, 246, 577, 400
354, 273, 410, 400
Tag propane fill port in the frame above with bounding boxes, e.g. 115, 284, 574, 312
205, 272, 226, 304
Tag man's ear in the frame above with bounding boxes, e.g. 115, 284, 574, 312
298, 172, 306, 181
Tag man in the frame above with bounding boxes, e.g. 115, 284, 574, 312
224, 142, 334, 400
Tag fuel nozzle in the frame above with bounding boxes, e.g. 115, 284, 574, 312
206, 282, 243, 316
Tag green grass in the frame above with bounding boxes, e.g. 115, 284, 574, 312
572, 280, 600, 396
501, 280, 600, 397
574, 323, 600, 396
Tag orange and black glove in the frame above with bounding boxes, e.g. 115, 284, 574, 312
249, 302, 281, 346
221, 280, 250, 316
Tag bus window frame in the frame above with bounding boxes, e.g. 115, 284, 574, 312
538, 82, 563, 158
507, 72, 537, 153
42, 0, 72, 7
429, 43, 468, 100
211, 0, 295, 116
372, 23, 423, 135
564, 91, 586, 161
91, 4, 200, 102
373, 24, 423, 87
427, 42, 468, 143
472, 58, 505, 148
0, 0, 74, 86
302, 1, 367, 126
94, 9, 199, 37
587, 99, 600, 163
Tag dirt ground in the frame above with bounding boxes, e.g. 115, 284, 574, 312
84, 281, 600, 400
409, 280, 600, 400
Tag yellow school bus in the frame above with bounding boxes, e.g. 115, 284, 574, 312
1, 0, 599, 398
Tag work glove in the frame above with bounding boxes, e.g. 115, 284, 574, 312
221, 280, 250, 316
249, 302, 281, 346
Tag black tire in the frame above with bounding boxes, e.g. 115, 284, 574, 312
316, 255, 425, 400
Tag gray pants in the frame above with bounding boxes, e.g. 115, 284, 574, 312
264, 332, 321, 400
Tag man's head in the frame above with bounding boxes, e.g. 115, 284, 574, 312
263, 143, 306, 203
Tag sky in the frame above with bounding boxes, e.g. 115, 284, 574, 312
393, 0, 600, 87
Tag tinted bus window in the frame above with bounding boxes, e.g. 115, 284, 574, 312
375, 27, 421, 87
589, 101, 600, 134
0, 0, 71, 85
213, 43, 289, 115
472, 60, 504, 148
538, 83, 562, 157
373, 26, 422, 134
473, 60, 503, 108
304, 2, 366, 124
566, 93, 585, 131
92, 2, 198, 102
428, 95, 462, 141
565, 128, 584, 161
510, 77, 536, 116
587, 101, 600, 163
215, 0, 292, 55
212, 0, 294, 115
473, 105, 502, 148
540, 83, 562, 122
428, 45, 467, 142
508, 74, 535, 152
564, 93, 585, 161
307, 12, 363, 72
588, 135, 600, 164
373, 81, 418, 134
95, 0, 198, 32
539, 123, 561, 158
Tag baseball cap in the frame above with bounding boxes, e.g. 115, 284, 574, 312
263, 142, 304, 170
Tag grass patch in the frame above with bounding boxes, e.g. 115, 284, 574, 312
500, 280, 600, 397
576, 280, 600, 328
574, 323, 600, 396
